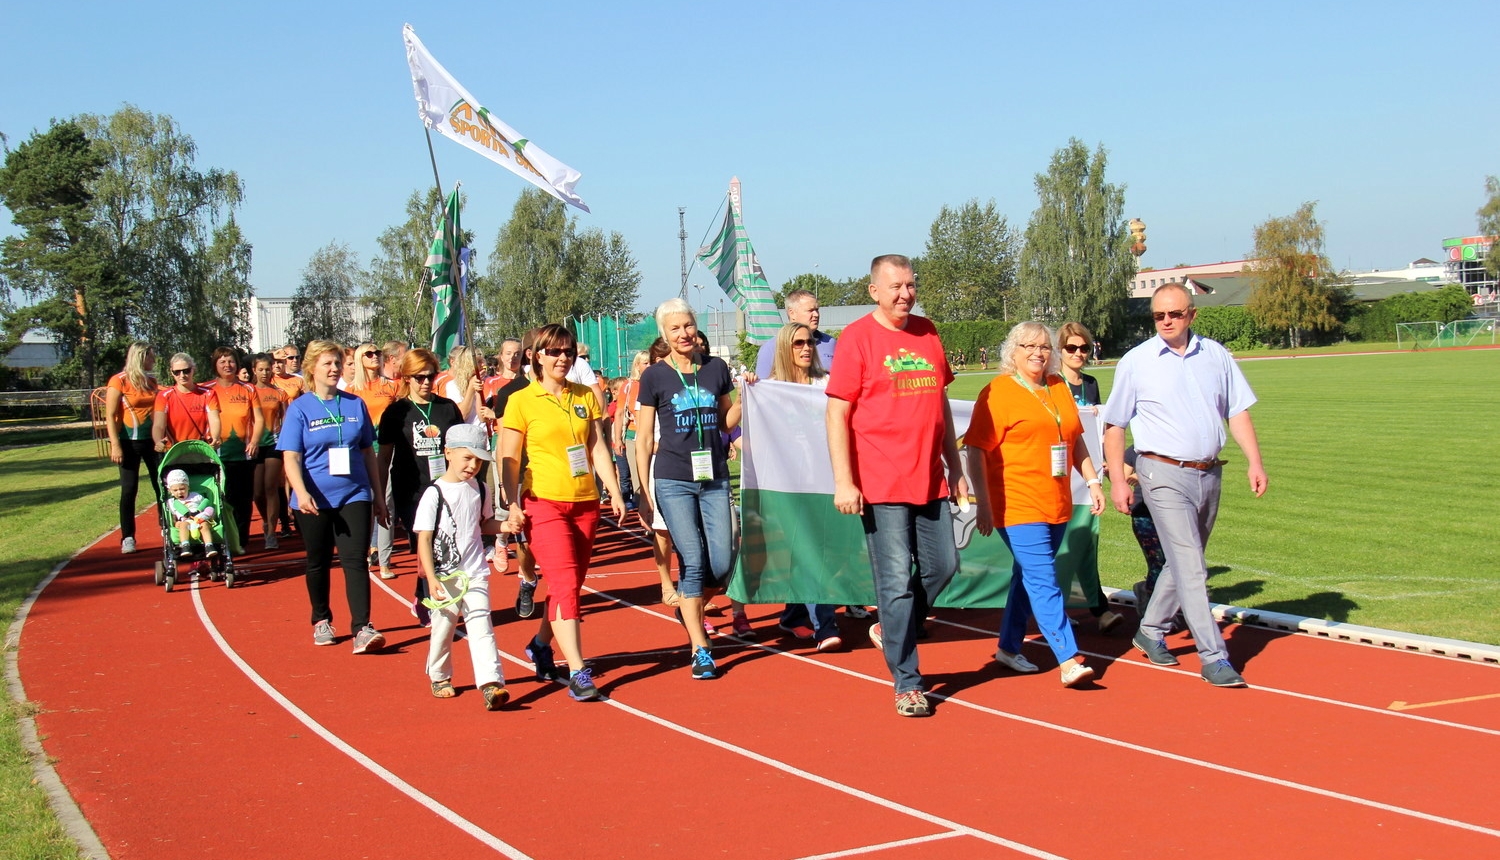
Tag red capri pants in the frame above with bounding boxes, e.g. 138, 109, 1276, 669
522, 493, 599, 622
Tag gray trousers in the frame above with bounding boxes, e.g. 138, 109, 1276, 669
1136, 460, 1229, 664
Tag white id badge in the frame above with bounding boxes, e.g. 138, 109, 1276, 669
566, 443, 589, 477
328, 447, 351, 476
427, 455, 446, 480
1050, 444, 1068, 477
690, 449, 714, 482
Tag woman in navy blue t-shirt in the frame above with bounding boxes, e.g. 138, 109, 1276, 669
281, 339, 388, 654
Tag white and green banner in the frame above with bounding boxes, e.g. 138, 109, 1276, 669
403, 24, 589, 212
730, 380, 1101, 609
696, 182, 783, 342
427, 188, 464, 362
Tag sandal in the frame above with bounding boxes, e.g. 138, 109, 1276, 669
662, 585, 681, 607
430, 679, 456, 699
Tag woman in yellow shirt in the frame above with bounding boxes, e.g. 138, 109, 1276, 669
501, 324, 624, 702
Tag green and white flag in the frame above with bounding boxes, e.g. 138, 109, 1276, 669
403, 24, 589, 212
696, 182, 782, 342
729, 380, 1101, 609
427, 188, 464, 362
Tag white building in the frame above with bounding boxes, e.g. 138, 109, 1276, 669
250, 297, 375, 353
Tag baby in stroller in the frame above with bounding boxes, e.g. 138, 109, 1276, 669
166, 469, 220, 559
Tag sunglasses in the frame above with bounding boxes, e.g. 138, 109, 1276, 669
1062, 344, 1090, 354
362, 350, 379, 359
410, 372, 437, 382
792, 339, 812, 348
540, 347, 577, 358
1152, 309, 1191, 321
171, 368, 193, 376
284, 354, 299, 360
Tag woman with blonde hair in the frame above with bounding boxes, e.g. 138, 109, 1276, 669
965, 322, 1105, 687
442, 346, 485, 426
105, 342, 161, 553
280, 340, 388, 653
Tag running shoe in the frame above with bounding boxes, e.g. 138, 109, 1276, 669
844, 604, 872, 619
1098, 610, 1125, 635
731, 610, 755, 638
515, 577, 538, 618
777, 622, 814, 640
895, 690, 932, 717
690, 646, 717, 679
312, 620, 335, 646
264, 533, 279, 550
121, 537, 136, 554
867, 622, 883, 651
815, 635, 843, 653
568, 667, 601, 701
526, 636, 561, 682
351, 625, 385, 654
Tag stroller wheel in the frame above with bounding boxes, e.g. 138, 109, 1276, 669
224, 567, 236, 589
153, 561, 165, 586
164, 571, 176, 593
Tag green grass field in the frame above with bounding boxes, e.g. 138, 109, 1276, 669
950, 348, 1500, 644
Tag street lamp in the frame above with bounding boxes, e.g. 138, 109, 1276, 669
692, 283, 704, 313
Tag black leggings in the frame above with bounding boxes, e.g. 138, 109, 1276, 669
118, 440, 162, 539
222, 459, 256, 548
296, 501, 373, 635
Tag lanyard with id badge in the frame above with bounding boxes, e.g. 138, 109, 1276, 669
1013, 374, 1068, 478
315, 396, 351, 476
671, 361, 715, 482
410, 399, 446, 480
545, 388, 591, 478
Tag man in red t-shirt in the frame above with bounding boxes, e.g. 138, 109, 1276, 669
826, 254, 966, 718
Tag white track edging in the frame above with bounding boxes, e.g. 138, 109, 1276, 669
1104, 587, 1500, 665
5, 529, 116, 860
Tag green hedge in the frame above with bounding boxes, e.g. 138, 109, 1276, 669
933, 320, 1014, 357
1190, 306, 1272, 351
1345, 285, 1472, 342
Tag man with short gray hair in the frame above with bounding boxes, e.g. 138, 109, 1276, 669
756, 289, 837, 377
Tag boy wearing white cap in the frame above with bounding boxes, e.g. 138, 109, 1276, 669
165, 469, 218, 558
415, 423, 509, 710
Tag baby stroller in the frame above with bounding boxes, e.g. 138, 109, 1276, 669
152, 440, 241, 591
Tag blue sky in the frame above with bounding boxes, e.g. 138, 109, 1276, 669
5, 1, 1495, 316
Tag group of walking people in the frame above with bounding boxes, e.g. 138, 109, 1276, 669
103, 254, 1267, 717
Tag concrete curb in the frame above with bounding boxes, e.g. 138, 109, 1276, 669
5, 528, 116, 860
1104, 586, 1500, 666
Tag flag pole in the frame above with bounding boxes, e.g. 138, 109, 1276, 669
425, 128, 445, 201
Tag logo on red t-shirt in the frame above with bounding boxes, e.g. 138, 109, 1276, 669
882, 348, 940, 396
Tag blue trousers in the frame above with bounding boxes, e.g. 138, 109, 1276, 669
861, 501, 959, 694
997, 521, 1079, 663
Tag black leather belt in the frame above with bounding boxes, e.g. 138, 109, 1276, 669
1139, 452, 1225, 472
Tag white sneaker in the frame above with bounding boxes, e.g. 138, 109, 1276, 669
1061, 660, 1095, 687
121, 537, 136, 554
264, 533, 279, 550
994, 649, 1039, 673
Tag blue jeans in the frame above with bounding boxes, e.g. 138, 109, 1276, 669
997, 521, 1079, 663
654, 478, 733, 599
861, 501, 959, 694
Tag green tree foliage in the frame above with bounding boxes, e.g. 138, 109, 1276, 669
287, 242, 361, 348
933, 320, 1012, 359
78, 105, 252, 370
772, 272, 871, 307
1189, 306, 1270, 351
363, 187, 443, 346
1017, 139, 1134, 341
1479, 176, 1500, 280
0, 121, 119, 385
1245, 202, 1351, 348
918, 199, 1019, 322
486, 188, 643, 336
1345, 285, 1473, 342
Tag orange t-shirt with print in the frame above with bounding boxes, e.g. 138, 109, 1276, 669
271, 373, 305, 401
255, 384, 288, 447
963, 373, 1084, 527
210, 380, 259, 461
350, 377, 402, 427
107, 372, 159, 441
154, 385, 219, 446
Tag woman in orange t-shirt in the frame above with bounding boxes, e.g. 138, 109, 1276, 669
153, 353, 220, 450
209, 347, 264, 550
105, 341, 161, 553
251, 353, 289, 549
964, 321, 1105, 688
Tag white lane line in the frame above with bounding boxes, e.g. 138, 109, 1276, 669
602, 697, 1066, 859
790, 831, 965, 860
934, 615, 1500, 739
575, 524, 1500, 839
367, 573, 1067, 858
189, 579, 531, 859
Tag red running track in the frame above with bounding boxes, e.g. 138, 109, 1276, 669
18, 509, 1500, 859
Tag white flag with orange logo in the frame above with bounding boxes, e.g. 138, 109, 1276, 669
403, 24, 589, 213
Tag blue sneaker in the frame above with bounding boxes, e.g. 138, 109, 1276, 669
568, 666, 600, 701
525, 636, 561, 682
690, 646, 716, 679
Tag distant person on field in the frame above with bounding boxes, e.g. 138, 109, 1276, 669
1102, 282, 1268, 688
826, 254, 965, 718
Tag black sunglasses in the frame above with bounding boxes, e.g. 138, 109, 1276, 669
362, 350, 380, 359
171, 368, 193, 376
540, 347, 577, 358
410, 372, 437, 382
792, 339, 812, 348
1061, 344, 1090, 354
1152, 309, 1191, 321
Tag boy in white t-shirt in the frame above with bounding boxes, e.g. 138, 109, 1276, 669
415, 424, 508, 710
